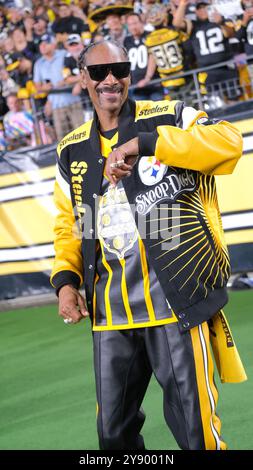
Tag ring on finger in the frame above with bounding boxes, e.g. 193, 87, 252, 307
110, 159, 125, 168
63, 318, 73, 324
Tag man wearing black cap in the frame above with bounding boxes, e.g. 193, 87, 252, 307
62, 33, 91, 111
173, 0, 241, 101
63, 33, 84, 83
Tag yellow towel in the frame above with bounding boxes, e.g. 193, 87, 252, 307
208, 310, 247, 383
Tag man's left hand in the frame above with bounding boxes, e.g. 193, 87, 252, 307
105, 137, 139, 185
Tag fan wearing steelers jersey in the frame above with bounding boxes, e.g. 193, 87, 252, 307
145, 3, 188, 98
173, 0, 241, 99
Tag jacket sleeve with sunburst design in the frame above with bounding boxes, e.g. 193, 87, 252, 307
138, 106, 243, 175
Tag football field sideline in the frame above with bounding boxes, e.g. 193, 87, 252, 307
0, 291, 252, 450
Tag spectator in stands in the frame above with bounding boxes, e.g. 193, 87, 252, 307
124, 12, 163, 100
24, 14, 49, 60
145, 3, 187, 99
74, 0, 89, 16
0, 31, 8, 56
33, 3, 51, 20
62, 33, 88, 97
3, 93, 35, 148
13, 54, 33, 91
63, 34, 84, 86
0, 65, 19, 99
33, 33, 84, 140
173, 0, 242, 102
0, 7, 7, 34
138, 0, 162, 24
5, 6, 24, 33
235, 0, 253, 84
2, 34, 15, 56
52, 1, 90, 45
2, 35, 23, 83
105, 14, 128, 45
11, 27, 36, 63
0, 66, 9, 137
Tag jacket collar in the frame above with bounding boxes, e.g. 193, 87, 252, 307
89, 98, 138, 155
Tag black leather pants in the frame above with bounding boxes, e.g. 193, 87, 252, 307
92, 322, 226, 450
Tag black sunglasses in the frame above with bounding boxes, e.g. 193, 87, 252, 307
84, 62, 131, 81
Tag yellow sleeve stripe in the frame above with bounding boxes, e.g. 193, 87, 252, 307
57, 120, 93, 158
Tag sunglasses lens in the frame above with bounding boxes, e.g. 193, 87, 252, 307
87, 65, 108, 81
86, 62, 131, 81
111, 62, 131, 79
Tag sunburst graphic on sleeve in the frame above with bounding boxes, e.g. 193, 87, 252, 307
148, 175, 230, 300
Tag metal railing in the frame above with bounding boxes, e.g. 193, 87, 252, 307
2, 54, 253, 148
138, 53, 253, 109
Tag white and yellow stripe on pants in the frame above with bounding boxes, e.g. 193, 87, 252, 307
190, 322, 227, 450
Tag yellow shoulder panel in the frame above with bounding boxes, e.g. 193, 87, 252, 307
145, 28, 179, 47
57, 119, 93, 158
135, 100, 179, 121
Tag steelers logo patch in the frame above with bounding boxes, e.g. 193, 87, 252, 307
138, 156, 167, 186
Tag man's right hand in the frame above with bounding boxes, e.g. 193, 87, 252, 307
58, 284, 89, 324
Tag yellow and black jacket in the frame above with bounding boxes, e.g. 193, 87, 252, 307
50, 99, 243, 333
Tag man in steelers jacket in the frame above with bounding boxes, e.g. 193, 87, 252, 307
50, 40, 246, 450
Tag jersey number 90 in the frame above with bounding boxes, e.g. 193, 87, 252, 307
128, 45, 148, 70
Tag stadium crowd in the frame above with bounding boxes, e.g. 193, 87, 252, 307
0, 0, 253, 150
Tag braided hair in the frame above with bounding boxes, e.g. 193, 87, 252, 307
78, 40, 128, 71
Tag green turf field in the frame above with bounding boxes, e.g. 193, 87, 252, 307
0, 291, 252, 450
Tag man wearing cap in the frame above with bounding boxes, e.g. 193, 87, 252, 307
62, 33, 91, 111
173, 0, 241, 100
63, 34, 84, 84
33, 34, 84, 140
